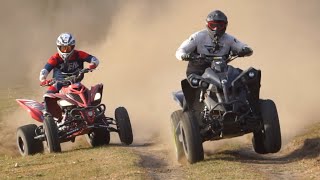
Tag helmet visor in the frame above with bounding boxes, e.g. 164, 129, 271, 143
207, 21, 226, 31
58, 45, 75, 53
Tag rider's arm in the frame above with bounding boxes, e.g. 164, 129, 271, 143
229, 35, 253, 57
175, 33, 198, 61
78, 50, 99, 69
39, 55, 58, 81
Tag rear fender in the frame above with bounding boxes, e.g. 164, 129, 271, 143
16, 99, 45, 122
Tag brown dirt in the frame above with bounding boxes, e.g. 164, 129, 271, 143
130, 140, 185, 180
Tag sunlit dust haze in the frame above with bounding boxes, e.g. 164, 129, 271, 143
0, 0, 319, 155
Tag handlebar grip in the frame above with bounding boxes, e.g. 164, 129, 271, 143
40, 79, 55, 87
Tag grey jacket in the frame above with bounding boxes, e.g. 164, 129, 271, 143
176, 29, 250, 75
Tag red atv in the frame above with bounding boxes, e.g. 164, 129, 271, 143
16, 68, 133, 156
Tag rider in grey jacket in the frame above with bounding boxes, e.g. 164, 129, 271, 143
176, 10, 253, 76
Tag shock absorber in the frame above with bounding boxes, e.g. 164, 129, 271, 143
199, 89, 205, 102
222, 79, 229, 103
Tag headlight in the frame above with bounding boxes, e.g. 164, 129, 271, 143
94, 93, 101, 101
58, 100, 73, 107
248, 72, 255, 78
221, 79, 227, 84
191, 78, 200, 86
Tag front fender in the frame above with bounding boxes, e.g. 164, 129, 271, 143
172, 91, 184, 108
90, 83, 103, 105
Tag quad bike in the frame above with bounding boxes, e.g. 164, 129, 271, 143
16, 68, 133, 156
171, 55, 281, 164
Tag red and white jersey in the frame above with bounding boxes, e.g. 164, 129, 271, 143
39, 50, 99, 81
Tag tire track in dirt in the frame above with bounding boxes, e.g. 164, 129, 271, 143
130, 142, 185, 180
221, 145, 318, 180
235, 147, 299, 180
128, 135, 320, 180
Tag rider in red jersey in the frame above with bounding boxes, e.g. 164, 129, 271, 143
39, 32, 99, 93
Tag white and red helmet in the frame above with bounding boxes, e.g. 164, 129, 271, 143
56, 32, 76, 61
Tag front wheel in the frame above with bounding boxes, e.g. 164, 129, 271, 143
86, 118, 110, 147
252, 99, 281, 154
16, 124, 44, 156
252, 131, 267, 154
180, 111, 204, 164
115, 107, 133, 145
43, 115, 61, 153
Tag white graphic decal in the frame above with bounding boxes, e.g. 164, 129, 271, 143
67, 62, 80, 71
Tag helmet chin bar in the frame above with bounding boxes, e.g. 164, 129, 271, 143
207, 26, 225, 41
57, 47, 74, 61
60, 53, 68, 60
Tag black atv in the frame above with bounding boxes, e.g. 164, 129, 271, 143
171, 55, 281, 164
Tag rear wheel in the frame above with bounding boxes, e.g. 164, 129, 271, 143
170, 110, 184, 162
43, 115, 61, 153
115, 107, 133, 145
180, 111, 204, 164
16, 124, 44, 156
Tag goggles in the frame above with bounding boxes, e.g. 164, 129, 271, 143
58, 45, 75, 53
206, 21, 226, 31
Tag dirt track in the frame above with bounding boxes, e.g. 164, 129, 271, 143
227, 147, 300, 180
131, 141, 185, 180
130, 137, 320, 179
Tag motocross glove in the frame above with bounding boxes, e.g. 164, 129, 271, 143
40, 79, 52, 86
88, 63, 96, 70
181, 53, 206, 61
238, 47, 253, 57
181, 53, 195, 61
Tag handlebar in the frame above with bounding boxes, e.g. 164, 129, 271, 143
41, 68, 93, 87
190, 54, 239, 64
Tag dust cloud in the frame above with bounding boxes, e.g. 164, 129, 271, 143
1, 0, 320, 155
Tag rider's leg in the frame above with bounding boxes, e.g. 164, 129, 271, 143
43, 83, 63, 115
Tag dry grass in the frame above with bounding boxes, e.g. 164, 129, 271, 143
183, 154, 265, 180
181, 141, 266, 180
280, 122, 320, 179
181, 122, 320, 180
0, 146, 147, 179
